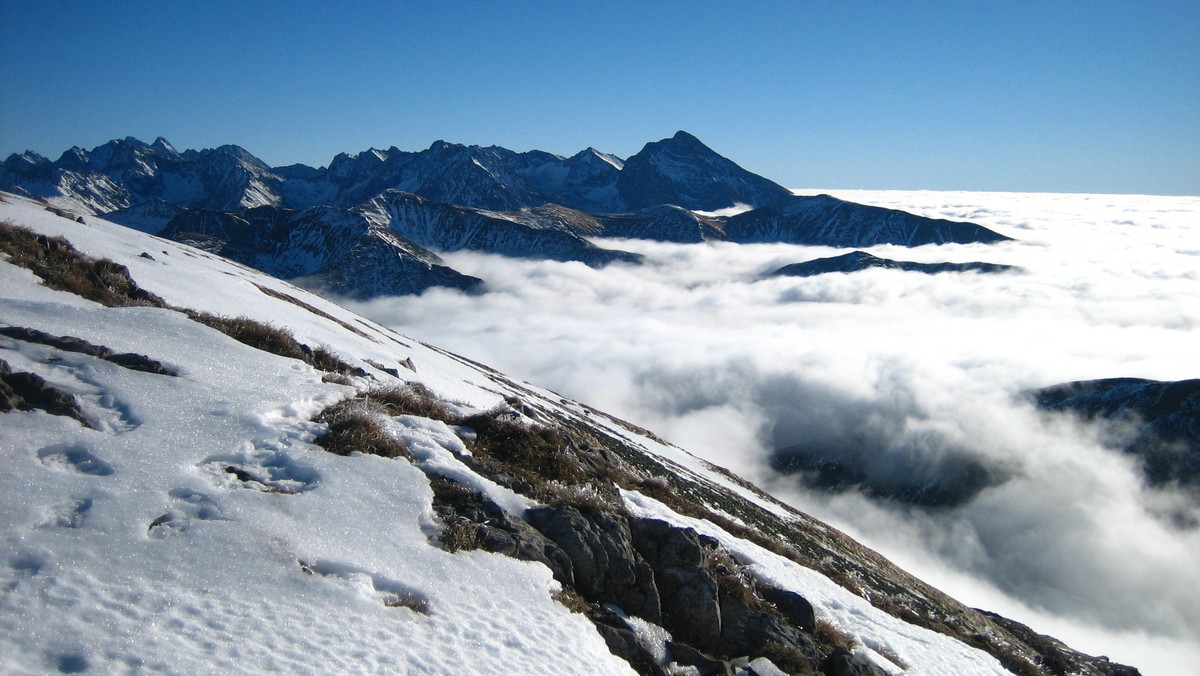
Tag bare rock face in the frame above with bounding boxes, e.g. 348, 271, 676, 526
527, 505, 663, 624
823, 648, 891, 676
0, 359, 89, 427
756, 585, 817, 634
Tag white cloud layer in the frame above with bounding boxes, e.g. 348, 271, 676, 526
346, 190, 1200, 674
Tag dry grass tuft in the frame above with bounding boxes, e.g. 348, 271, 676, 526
0, 220, 166, 307
816, 618, 858, 651
756, 641, 815, 674
188, 312, 309, 361
438, 518, 481, 553
313, 398, 411, 460
551, 587, 591, 614
366, 383, 456, 421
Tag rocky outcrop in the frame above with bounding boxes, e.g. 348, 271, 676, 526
428, 474, 825, 672
631, 519, 722, 646
977, 610, 1141, 676
528, 506, 663, 623
0, 326, 176, 375
0, 359, 90, 428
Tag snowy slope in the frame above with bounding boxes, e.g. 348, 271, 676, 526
0, 192, 1123, 674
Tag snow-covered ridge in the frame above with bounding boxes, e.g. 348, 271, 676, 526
3, 133, 1013, 299
0, 193, 1137, 673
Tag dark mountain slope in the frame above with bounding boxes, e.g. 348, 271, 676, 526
1032, 378, 1200, 491
773, 250, 1016, 277
726, 194, 1011, 247
616, 131, 794, 212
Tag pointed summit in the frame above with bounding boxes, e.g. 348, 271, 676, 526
616, 132, 792, 211
150, 137, 179, 156
668, 129, 703, 144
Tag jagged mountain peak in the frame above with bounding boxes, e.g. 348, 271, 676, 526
150, 136, 178, 154
4, 150, 51, 168
2, 132, 1012, 295
571, 146, 625, 171
427, 139, 463, 152
616, 132, 794, 211
205, 144, 271, 169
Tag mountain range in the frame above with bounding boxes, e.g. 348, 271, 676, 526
2, 133, 1011, 298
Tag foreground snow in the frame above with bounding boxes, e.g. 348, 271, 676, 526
0, 193, 1009, 673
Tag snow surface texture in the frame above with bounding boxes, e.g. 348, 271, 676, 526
346, 190, 1200, 675
0, 196, 625, 674
0, 193, 1009, 673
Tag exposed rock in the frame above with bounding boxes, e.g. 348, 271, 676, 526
666, 641, 733, 675
587, 606, 669, 676
526, 505, 662, 623
0, 326, 177, 376
0, 359, 90, 427
426, 477, 574, 584
716, 592, 812, 660
631, 519, 722, 647
977, 610, 1142, 676
822, 648, 890, 676
757, 585, 817, 633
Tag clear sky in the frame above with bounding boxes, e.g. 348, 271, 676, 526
2, 1, 1197, 195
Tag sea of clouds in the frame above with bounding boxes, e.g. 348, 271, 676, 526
348, 190, 1200, 674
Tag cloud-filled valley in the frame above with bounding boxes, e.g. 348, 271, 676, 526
348, 190, 1200, 673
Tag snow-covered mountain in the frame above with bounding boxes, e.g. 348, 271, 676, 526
3, 134, 1012, 298
2, 137, 283, 215
0, 191, 1139, 674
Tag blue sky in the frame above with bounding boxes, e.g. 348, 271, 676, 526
2, 1, 1197, 195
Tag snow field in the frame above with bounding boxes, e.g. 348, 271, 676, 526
1, 195, 631, 674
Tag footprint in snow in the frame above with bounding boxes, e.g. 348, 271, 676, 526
37, 444, 114, 476
148, 488, 227, 538
199, 448, 320, 494
4, 551, 47, 593
47, 651, 90, 674
39, 497, 94, 529
298, 559, 431, 614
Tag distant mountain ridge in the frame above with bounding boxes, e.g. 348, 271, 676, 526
1032, 378, 1200, 493
3, 132, 1011, 298
773, 250, 1016, 277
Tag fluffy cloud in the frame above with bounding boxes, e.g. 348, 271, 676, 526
346, 190, 1200, 673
